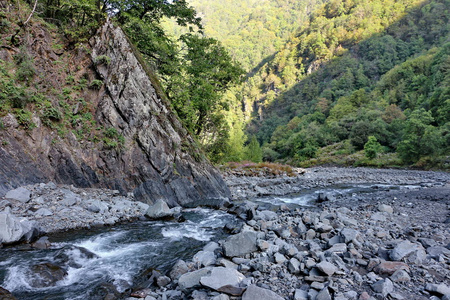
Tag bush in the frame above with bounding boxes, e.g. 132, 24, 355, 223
94, 55, 111, 65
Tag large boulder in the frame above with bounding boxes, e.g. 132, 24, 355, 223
0, 212, 40, 244
178, 268, 212, 291
145, 199, 174, 220
29, 263, 68, 288
5, 187, 31, 203
223, 231, 258, 258
199, 267, 245, 291
390, 240, 422, 261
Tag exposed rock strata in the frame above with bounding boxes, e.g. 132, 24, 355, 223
0, 22, 229, 206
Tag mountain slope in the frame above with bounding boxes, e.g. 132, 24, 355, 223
243, 0, 450, 166
0, 7, 230, 204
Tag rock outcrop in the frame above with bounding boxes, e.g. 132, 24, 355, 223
0, 21, 230, 206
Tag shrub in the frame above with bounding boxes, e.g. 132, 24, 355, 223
89, 79, 103, 89
94, 55, 111, 65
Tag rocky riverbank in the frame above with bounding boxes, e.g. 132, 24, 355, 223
122, 167, 450, 300
1, 167, 449, 300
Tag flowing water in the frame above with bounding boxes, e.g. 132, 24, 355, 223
0, 183, 425, 299
0, 208, 239, 300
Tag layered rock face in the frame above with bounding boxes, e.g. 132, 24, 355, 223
0, 22, 230, 206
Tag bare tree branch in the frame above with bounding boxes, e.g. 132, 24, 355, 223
23, 0, 38, 25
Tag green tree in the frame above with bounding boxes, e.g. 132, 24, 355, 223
364, 136, 381, 159
397, 108, 442, 163
245, 135, 263, 163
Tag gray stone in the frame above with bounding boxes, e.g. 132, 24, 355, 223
256, 210, 277, 221
326, 243, 347, 254
390, 270, 410, 283
35, 208, 53, 217
178, 267, 211, 291
242, 285, 284, 300
370, 212, 386, 221
378, 204, 393, 214
223, 231, 258, 257
418, 238, 437, 248
145, 199, 173, 219
217, 258, 238, 270
203, 241, 220, 252
156, 275, 171, 287
427, 246, 450, 259
274, 252, 287, 264
344, 290, 358, 299
60, 189, 79, 206
86, 199, 109, 214
211, 295, 229, 300
288, 258, 301, 274
308, 289, 319, 300
0, 212, 40, 244
390, 240, 421, 261
191, 290, 208, 300
32, 236, 51, 249
200, 267, 245, 291
169, 259, 189, 280
306, 229, 316, 240
316, 261, 337, 276
294, 289, 308, 300
193, 250, 216, 267
0, 200, 11, 210
5, 187, 31, 203
371, 279, 393, 297
340, 228, 360, 244
316, 288, 332, 300
425, 283, 450, 296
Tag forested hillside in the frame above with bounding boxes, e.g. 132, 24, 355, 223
246, 0, 450, 168
185, 0, 449, 168
172, 0, 320, 72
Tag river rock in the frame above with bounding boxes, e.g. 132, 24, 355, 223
193, 250, 216, 267
340, 228, 360, 244
0, 287, 17, 300
288, 257, 301, 274
316, 287, 332, 300
371, 279, 393, 297
294, 289, 308, 300
373, 261, 409, 275
29, 263, 68, 287
211, 294, 230, 300
35, 208, 53, 217
170, 260, 189, 280
0, 212, 40, 244
32, 236, 51, 249
178, 268, 212, 291
60, 189, 79, 206
200, 267, 245, 291
5, 187, 31, 203
316, 261, 338, 276
242, 285, 284, 300
390, 240, 421, 261
426, 246, 450, 259
223, 231, 258, 257
145, 199, 173, 219
378, 204, 393, 214
425, 283, 450, 296
390, 269, 411, 283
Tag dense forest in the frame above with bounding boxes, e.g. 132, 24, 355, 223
183, 0, 450, 168
1, 0, 449, 169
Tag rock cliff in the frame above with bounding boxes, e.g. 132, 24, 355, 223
0, 21, 230, 206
